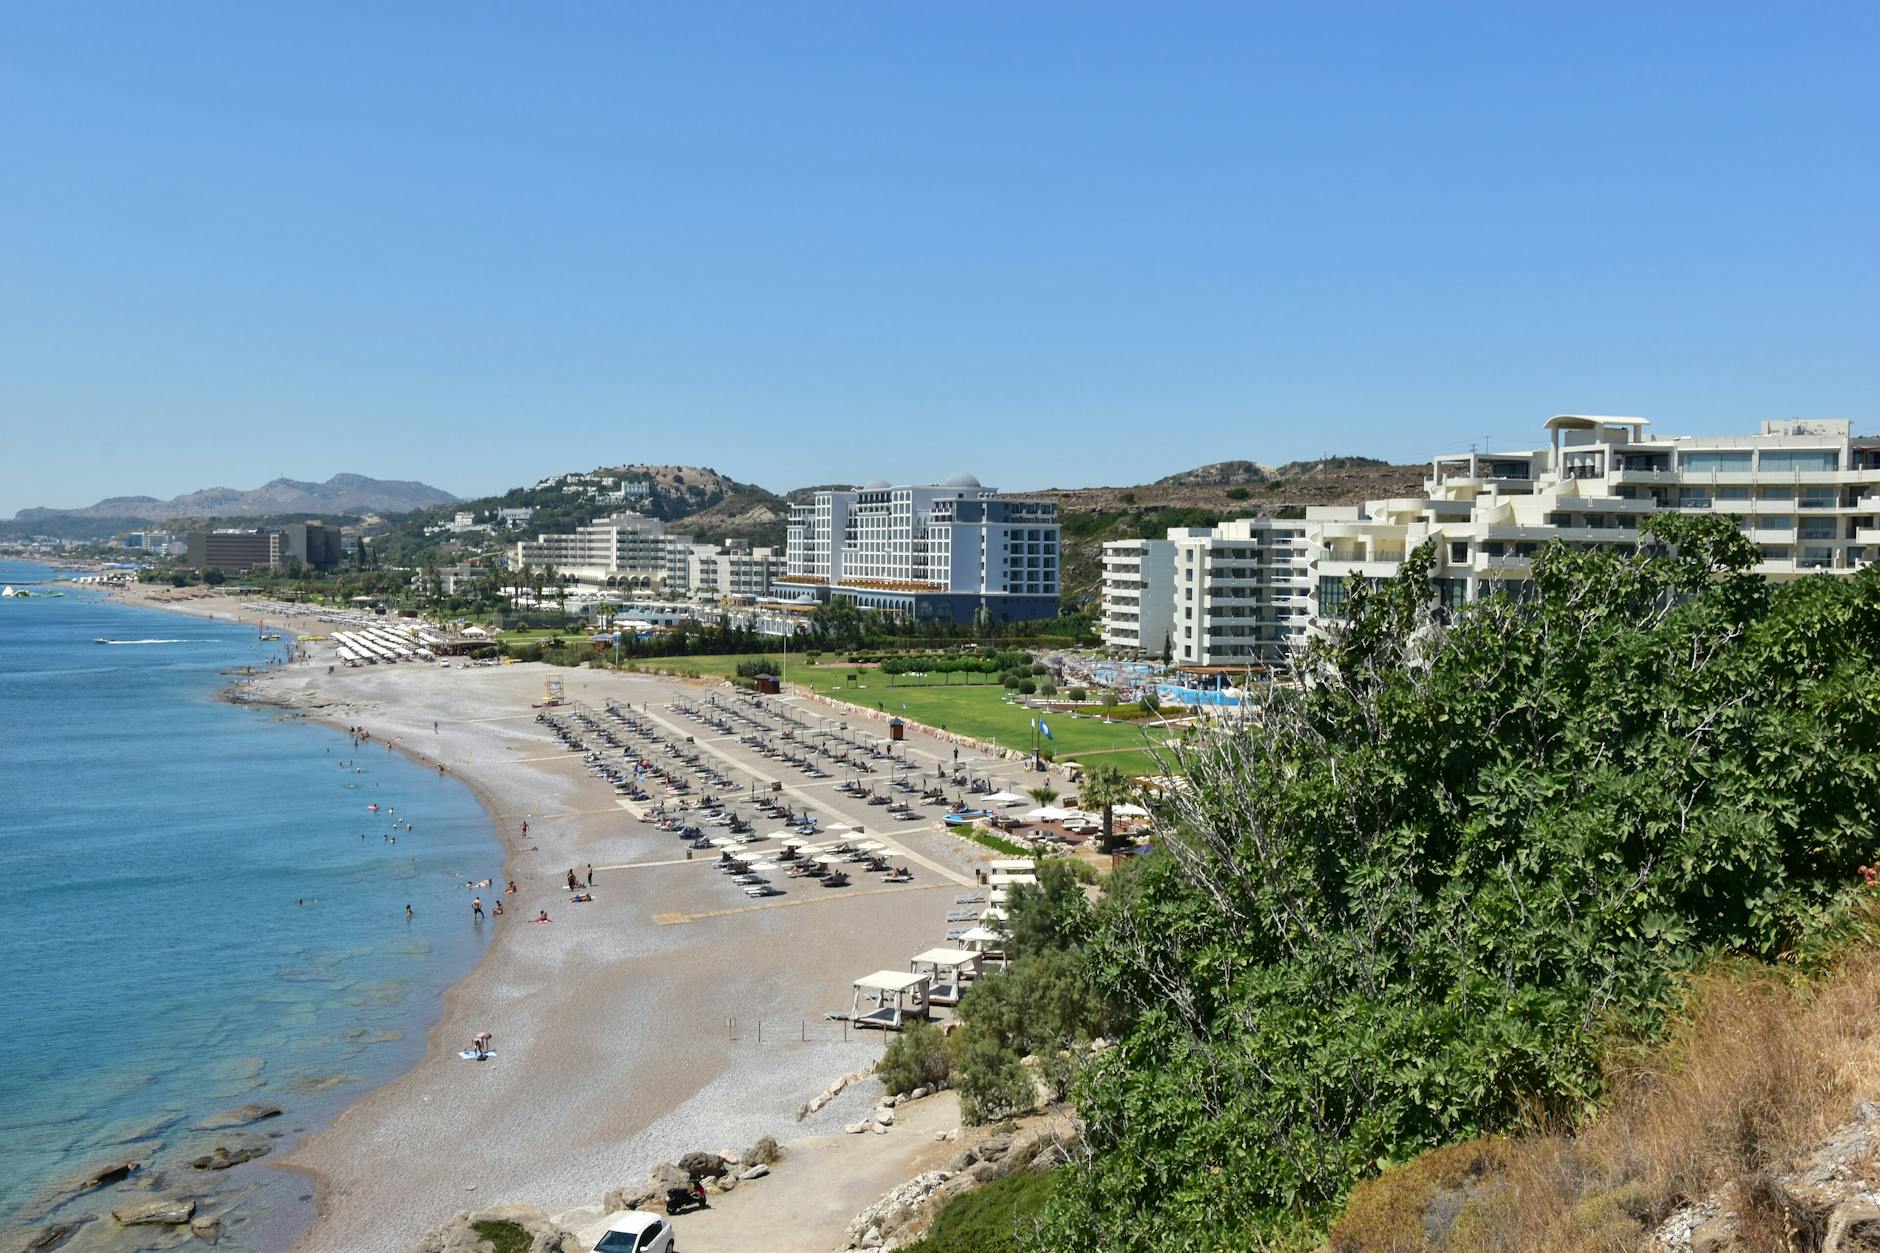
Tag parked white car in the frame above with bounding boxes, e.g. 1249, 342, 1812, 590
594, 1211, 676, 1253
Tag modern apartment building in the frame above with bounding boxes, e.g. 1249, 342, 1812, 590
1102, 521, 1308, 665
281, 522, 342, 570
513, 513, 671, 589
663, 539, 783, 602
777, 474, 1061, 625
183, 522, 341, 572
1103, 416, 1880, 668
186, 529, 283, 573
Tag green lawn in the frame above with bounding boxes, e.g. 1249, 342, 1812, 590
607, 652, 1174, 774
799, 670, 1170, 775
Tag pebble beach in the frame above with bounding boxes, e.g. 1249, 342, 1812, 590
117, 589, 1019, 1252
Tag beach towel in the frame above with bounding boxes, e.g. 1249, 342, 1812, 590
457, 1050, 495, 1060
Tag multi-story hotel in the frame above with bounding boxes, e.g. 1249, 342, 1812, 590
664, 539, 784, 602
777, 474, 1061, 625
1104, 416, 1880, 668
513, 512, 672, 589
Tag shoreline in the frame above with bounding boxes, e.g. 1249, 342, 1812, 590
106, 583, 1034, 1252
108, 585, 995, 1251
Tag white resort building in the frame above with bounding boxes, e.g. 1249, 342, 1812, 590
777, 474, 1061, 625
513, 512, 674, 591
1104, 416, 1880, 669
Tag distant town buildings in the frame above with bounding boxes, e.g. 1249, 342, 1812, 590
777, 474, 1061, 625
1103, 416, 1880, 670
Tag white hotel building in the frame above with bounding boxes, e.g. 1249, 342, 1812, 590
1104, 416, 1880, 668
777, 474, 1061, 625
513, 512, 675, 591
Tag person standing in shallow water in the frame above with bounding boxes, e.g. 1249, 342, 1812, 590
471, 897, 484, 921
405, 904, 413, 921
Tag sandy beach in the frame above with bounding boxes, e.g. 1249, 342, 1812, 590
107, 586, 1048, 1251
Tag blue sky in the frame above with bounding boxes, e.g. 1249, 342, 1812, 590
2, 3, 1873, 516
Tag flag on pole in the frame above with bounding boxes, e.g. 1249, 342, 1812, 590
1039, 719, 1053, 741
1029, 717, 1037, 731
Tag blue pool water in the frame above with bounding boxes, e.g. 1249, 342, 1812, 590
1156, 683, 1244, 706
0, 561, 502, 1248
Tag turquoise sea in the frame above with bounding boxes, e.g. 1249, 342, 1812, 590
0, 560, 502, 1250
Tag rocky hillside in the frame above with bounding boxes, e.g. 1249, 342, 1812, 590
14, 474, 458, 522
1045, 457, 1427, 611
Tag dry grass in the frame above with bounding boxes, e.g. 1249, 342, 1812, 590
1328, 928, 1880, 1252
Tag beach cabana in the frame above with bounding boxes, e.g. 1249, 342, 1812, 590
983, 790, 1027, 808
987, 858, 1036, 873
850, 970, 931, 1030
958, 925, 1007, 966
988, 872, 1037, 888
909, 947, 983, 1006
1023, 806, 1073, 823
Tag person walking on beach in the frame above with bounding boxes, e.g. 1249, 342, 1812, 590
521, 820, 529, 837
472, 896, 484, 921
586, 863, 593, 887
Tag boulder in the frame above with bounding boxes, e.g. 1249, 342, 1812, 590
704, 1172, 738, 1194
414, 1204, 580, 1253
23, 1222, 83, 1253
601, 1184, 658, 1213
909, 1087, 929, 1101
739, 1165, 770, 1181
743, 1135, 781, 1166
191, 1144, 270, 1171
196, 1103, 282, 1131
190, 1214, 223, 1241
845, 1121, 870, 1135
976, 1134, 1013, 1162
678, 1151, 728, 1180
874, 1109, 895, 1127
1824, 1200, 1880, 1253
112, 1199, 196, 1226
647, 1162, 690, 1191
78, 1161, 140, 1192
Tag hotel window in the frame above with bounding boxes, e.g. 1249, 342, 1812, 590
1681, 451, 1752, 473
1761, 450, 1838, 473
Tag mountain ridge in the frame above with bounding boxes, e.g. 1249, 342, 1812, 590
15, 474, 459, 522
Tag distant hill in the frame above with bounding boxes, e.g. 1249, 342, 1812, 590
369, 464, 790, 563
13, 474, 458, 523
1037, 456, 1427, 611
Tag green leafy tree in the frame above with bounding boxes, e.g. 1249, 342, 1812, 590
1027, 784, 1058, 810
1033, 516, 1880, 1250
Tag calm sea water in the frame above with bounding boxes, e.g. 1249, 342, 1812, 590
0, 560, 501, 1249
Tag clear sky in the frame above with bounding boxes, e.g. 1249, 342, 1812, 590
2, 3, 1873, 516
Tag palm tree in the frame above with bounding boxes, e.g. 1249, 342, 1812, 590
1079, 763, 1134, 853
1027, 784, 1059, 809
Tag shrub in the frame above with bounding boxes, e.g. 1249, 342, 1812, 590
904, 1168, 1063, 1252
1226, 486, 1251, 501
470, 1221, 532, 1253
879, 1021, 954, 1095
1031, 663, 1048, 676
1067, 687, 1087, 702
735, 658, 780, 678
1018, 679, 1037, 695
1039, 681, 1057, 697
1002, 674, 1021, 689
955, 1035, 1040, 1125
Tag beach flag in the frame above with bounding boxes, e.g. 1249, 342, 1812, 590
1029, 717, 1037, 731
1040, 719, 1053, 741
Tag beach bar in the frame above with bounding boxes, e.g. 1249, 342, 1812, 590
909, 947, 983, 1007
850, 970, 932, 1030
